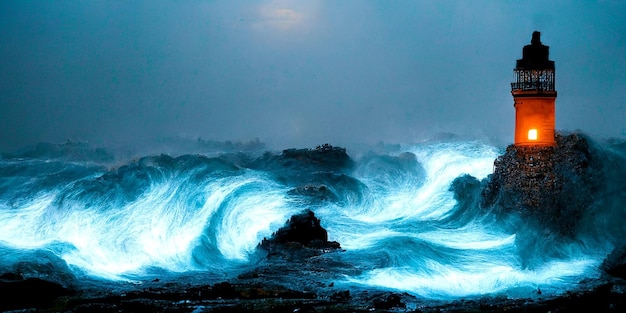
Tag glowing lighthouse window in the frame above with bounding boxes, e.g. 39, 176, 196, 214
528, 129, 538, 140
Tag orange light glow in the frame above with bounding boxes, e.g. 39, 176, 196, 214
513, 95, 556, 146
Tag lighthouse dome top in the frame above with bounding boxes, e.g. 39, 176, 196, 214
516, 31, 555, 70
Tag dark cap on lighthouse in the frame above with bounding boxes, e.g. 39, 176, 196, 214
516, 31, 555, 70
511, 31, 557, 146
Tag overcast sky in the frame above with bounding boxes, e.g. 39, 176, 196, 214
1, 0, 624, 151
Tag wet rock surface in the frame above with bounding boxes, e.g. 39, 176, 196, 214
481, 132, 602, 236
259, 209, 341, 257
7, 276, 626, 312
287, 184, 340, 203
252, 144, 353, 174
602, 245, 626, 280
0, 273, 71, 311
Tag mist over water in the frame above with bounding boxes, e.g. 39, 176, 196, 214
1, 136, 624, 300
2, 1, 625, 152
1, 2, 625, 306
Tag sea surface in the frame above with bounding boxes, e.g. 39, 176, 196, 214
1, 137, 625, 299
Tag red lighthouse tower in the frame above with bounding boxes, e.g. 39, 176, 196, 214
511, 31, 557, 146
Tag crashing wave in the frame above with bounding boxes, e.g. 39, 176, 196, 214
0, 135, 625, 301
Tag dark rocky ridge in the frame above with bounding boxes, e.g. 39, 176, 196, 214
602, 245, 626, 280
479, 132, 626, 279
0, 273, 71, 311
481, 132, 602, 236
259, 209, 342, 260
252, 144, 353, 174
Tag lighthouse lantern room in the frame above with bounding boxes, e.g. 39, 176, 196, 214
511, 31, 557, 146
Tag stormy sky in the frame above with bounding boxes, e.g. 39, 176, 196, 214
1, 1, 624, 151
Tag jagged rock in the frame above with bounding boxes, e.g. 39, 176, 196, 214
276, 209, 328, 245
601, 245, 626, 279
480, 132, 602, 236
259, 210, 341, 258
0, 274, 71, 311
279, 144, 353, 171
261, 209, 335, 246
370, 293, 407, 310
330, 290, 351, 302
252, 144, 353, 174
0, 272, 23, 280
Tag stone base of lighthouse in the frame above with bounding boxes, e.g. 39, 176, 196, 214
481, 132, 600, 236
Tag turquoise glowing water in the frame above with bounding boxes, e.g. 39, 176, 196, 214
1, 138, 625, 299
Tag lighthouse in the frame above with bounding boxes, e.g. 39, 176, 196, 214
511, 31, 557, 146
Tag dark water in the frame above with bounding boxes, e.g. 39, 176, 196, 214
1, 138, 625, 299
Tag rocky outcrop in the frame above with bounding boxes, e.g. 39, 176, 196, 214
281, 144, 353, 170
259, 210, 341, 259
480, 132, 602, 236
251, 144, 353, 176
249, 144, 361, 206
602, 245, 626, 280
0, 273, 71, 311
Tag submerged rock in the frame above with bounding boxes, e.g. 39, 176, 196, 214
370, 293, 407, 310
286, 173, 366, 206
480, 132, 602, 236
287, 184, 339, 202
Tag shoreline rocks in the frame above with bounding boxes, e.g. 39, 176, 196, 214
480, 132, 602, 236
4, 140, 626, 312
0, 273, 71, 311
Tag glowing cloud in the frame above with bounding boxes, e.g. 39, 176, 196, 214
260, 8, 302, 30
254, 1, 315, 32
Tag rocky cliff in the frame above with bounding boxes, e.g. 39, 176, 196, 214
480, 132, 603, 236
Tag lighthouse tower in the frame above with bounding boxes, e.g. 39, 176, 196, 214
511, 31, 557, 146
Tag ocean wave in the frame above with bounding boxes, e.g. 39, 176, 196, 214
0, 136, 625, 299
